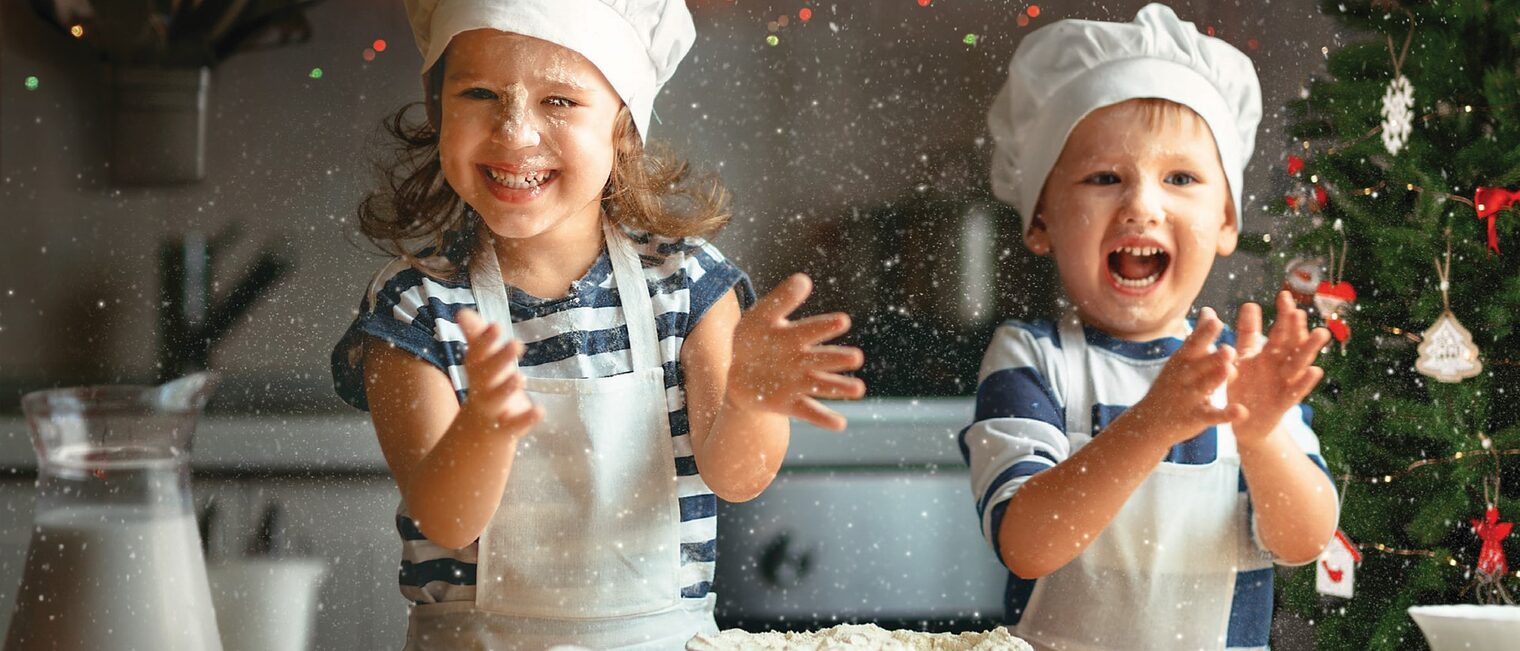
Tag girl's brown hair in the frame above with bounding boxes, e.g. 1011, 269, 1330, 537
356, 58, 731, 278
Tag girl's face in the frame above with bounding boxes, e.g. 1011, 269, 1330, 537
1026, 100, 1238, 341
438, 29, 622, 242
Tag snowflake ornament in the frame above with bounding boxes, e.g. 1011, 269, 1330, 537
1380, 75, 1415, 156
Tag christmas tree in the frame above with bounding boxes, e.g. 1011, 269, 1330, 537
1276, 1, 1520, 649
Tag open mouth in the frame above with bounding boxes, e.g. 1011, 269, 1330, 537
1106, 245, 1171, 290
481, 165, 559, 190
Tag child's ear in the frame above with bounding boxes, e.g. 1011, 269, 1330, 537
1024, 214, 1053, 256
1215, 202, 1240, 256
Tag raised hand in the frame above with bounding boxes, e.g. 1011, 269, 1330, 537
455, 308, 543, 437
726, 273, 866, 431
1228, 291, 1332, 445
1132, 308, 1246, 445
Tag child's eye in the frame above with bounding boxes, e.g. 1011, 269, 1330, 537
1167, 172, 1199, 186
462, 87, 497, 100
1084, 172, 1121, 185
544, 96, 578, 108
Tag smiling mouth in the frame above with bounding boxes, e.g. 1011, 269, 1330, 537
1107, 245, 1171, 289
482, 165, 559, 190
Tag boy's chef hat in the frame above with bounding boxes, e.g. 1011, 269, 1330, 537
404, 0, 695, 142
987, 3, 1262, 236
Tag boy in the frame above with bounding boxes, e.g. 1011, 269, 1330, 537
964, 5, 1339, 650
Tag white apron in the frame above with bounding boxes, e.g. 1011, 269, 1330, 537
1010, 314, 1250, 651
405, 223, 718, 651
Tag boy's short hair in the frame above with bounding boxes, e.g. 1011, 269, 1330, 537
986, 3, 1262, 237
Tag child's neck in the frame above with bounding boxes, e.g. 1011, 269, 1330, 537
1075, 309, 1193, 342
488, 213, 606, 300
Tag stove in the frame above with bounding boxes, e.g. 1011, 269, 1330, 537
713, 398, 1006, 632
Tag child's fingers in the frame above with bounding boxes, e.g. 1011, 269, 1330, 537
789, 312, 853, 344
1197, 402, 1246, 428
1283, 328, 1330, 370
801, 345, 865, 373
497, 402, 544, 434
805, 370, 867, 400
791, 396, 847, 431
1221, 403, 1250, 425
1287, 365, 1325, 400
1235, 302, 1264, 356
1199, 345, 1237, 387
750, 273, 814, 324
457, 308, 488, 339
472, 366, 527, 406
471, 338, 525, 389
1181, 307, 1224, 356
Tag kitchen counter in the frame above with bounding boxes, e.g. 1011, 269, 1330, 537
0, 397, 974, 474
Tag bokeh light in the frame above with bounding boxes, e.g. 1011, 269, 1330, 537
766, 34, 779, 46
373, 39, 387, 52
799, 8, 812, 21
69, 24, 84, 38
24, 76, 39, 91
1027, 5, 1040, 17
309, 68, 324, 79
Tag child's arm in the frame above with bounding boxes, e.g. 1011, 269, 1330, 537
365, 310, 543, 550
995, 310, 1244, 578
1230, 292, 1338, 565
682, 273, 865, 502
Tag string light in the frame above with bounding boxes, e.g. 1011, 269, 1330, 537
1334, 444, 1520, 486
69, 24, 84, 38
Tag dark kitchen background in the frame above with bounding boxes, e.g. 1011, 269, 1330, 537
0, 0, 1344, 404
1, 1, 1349, 649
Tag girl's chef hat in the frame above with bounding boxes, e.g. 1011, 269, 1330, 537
987, 3, 1262, 236
404, 0, 695, 142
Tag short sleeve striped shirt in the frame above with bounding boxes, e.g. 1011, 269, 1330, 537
330, 226, 755, 606
960, 320, 1336, 650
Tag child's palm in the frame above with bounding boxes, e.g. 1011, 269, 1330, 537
1228, 292, 1330, 443
456, 309, 543, 437
728, 274, 866, 431
1138, 308, 1244, 444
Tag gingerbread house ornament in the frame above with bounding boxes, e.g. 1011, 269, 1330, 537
1317, 529, 1361, 599
1416, 311, 1483, 383
1417, 239, 1483, 383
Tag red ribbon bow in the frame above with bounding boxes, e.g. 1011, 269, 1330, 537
1473, 506, 1513, 577
1474, 186, 1517, 254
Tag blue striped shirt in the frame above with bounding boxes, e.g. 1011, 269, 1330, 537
331, 227, 754, 606
961, 319, 1335, 650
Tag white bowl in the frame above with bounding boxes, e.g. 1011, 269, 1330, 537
1408, 605, 1520, 651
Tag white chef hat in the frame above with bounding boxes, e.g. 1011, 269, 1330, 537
404, 0, 696, 142
987, 3, 1262, 237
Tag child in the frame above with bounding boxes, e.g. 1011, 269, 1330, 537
965, 5, 1339, 650
330, 1, 865, 648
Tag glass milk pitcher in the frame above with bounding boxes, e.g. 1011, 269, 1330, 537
5, 373, 223, 651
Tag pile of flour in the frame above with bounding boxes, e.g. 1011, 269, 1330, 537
686, 624, 1031, 651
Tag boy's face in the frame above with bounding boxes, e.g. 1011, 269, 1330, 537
437, 30, 622, 242
1026, 100, 1238, 341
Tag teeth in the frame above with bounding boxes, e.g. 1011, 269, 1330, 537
1116, 272, 1161, 288
486, 167, 553, 189
1117, 246, 1163, 257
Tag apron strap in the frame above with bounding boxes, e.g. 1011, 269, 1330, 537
603, 223, 662, 372
468, 223, 662, 372
469, 230, 515, 336
1056, 310, 1089, 437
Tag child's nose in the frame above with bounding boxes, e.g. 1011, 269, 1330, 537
1119, 181, 1165, 226
494, 93, 541, 149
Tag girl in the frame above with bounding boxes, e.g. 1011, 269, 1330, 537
331, 1, 866, 648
